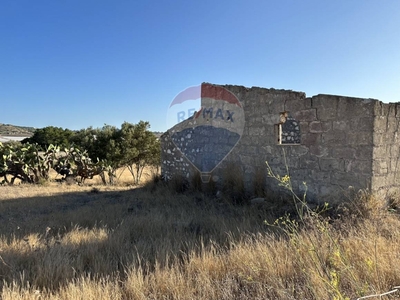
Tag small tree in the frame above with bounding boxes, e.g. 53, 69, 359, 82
59, 121, 160, 185
22, 126, 74, 149
120, 121, 160, 185
99, 125, 124, 184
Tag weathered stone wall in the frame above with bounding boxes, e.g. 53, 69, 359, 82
161, 132, 189, 181
371, 102, 400, 197
215, 86, 310, 197
285, 94, 375, 201
161, 83, 398, 202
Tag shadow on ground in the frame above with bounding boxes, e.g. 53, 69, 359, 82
0, 183, 282, 291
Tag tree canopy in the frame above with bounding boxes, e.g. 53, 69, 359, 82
119, 121, 160, 184
22, 126, 74, 149
6, 121, 161, 185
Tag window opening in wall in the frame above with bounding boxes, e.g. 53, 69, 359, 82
277, 111, 301, 145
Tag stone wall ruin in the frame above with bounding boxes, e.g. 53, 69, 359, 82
161, 83, 400, 203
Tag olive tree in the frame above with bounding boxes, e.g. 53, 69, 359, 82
120, 121, 160, 185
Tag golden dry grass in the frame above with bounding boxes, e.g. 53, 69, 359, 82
1, 174, 400, 299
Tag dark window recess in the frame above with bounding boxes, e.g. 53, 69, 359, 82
277, 112, 301, 145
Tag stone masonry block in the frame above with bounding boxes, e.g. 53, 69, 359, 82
298, 157, 320, 170
372, 160, 388, 175
290, 169, 312, 180
345, 160, 371, 174
373, 117, 387, 133
240, 155, 255, 166
246, 116, 263, 126
390, 145, 400, 158
337, 97, 375, 118
318, 185, 339, 200
354, 146, 372, 160
301, 133, 321, 146
248, 126, 266, 136
330, 172, 362, 188
246, 146, 259, 155
237, 134, 252, 146
321, 121, 332, 132
309, 121, 331, 133
373, 134, 386, 145
311, 95, 339, 109
293, 109, 317, 122
286, 145, 309, 157
310, 170, 331, 182
309, 121, 323, 133
319, 158, 344, 172
317, 107, 337, 121
385, 117, 400, 133
346, 132, 373, 145
373, 101, 386, 116
262, 114, 280, 126
390, 160, 400, 172
332, 120, 350, 131
250, 135, 266, 146
373, 146, 388, 158
388, 104, 397, 118
285, 98, 312, 112
371, 175, 388, 190
350, 117, 374, 131
309, 145, 329, 157
269, 103, 287, 115
285, 156, 300, 169
321, 130, 347, 144
331, 147, 356, 159
300, 121, 309, 133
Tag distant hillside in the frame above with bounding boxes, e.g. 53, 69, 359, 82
152, 131, 163, 138
0, 123, 163, 138
0, 123, 35, 136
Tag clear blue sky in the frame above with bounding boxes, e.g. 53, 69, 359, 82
1, 0, 399, 132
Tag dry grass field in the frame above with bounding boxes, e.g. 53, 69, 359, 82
1, 169, 400, 299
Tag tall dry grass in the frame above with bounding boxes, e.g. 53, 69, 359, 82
1, 172, 400, 299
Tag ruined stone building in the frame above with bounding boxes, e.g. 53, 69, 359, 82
161, 83, 400, 202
